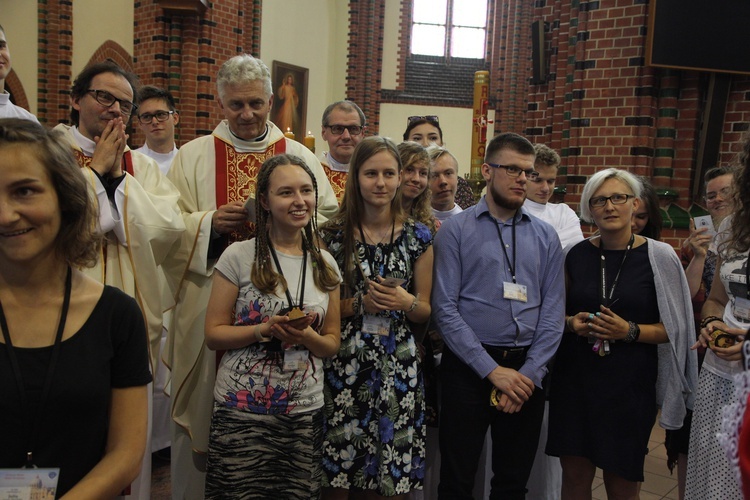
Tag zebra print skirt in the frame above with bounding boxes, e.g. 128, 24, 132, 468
205, 404, 324, 499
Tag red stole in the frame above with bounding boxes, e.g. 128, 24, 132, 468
213, 135, 286, 243
322, 163, 347, 204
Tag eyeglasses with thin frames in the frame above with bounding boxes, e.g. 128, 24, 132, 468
589, 193, 634, 208
705, 186, 731, 202
87, 89, 137, 116
485, 163, 538, 180
324, 124, 364, 136
138, 110, 175, 125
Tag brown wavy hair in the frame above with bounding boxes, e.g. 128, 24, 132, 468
0, 118, 100, 267
398, 141, 436, 234
724, 136, 750, 256
251, 154, 339, 295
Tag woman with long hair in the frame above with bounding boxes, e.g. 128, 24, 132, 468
547, 168, 696, 499
397, 141, 437, 233
320, 136, 434, 499
0, 118, 151, 497
685, 145, 750, 499
204, 153, 341, 498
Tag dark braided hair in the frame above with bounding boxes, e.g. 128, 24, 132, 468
251, 154, 339, 295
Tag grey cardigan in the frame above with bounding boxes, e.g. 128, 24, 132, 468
649, 238, 700, 430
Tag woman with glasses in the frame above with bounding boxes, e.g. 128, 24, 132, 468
403, 115, 476, 209
320, 136, 433, 499
685, 153, 750, 499
547, 168, 696, 499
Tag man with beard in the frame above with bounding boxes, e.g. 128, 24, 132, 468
432, 132, 565, 499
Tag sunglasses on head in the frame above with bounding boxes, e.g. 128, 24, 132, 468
407, 115, 440, 126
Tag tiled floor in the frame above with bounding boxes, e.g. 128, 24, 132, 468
591, 417, 680, 499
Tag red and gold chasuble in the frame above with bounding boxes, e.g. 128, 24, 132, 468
73, 149, 135, 175
322, 163, 348, 204
213, 136, 286, 243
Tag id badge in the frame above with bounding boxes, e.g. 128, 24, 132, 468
0, 468, 60, 498
283, 349, 310, 372
362, 314, 391, 336
734, 297, 750, 322
503, 282, 528, 302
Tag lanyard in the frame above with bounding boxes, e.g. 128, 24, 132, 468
493, 213, 517, 284
268, 239, 307, 309
599, 234, 634, 307
356, 219, 395, 280
0, 266, 72, 467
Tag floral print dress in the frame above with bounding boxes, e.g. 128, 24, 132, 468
320, 220, 432, 496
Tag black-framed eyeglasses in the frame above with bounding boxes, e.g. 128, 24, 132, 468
589, 193, 634, 208
407, 115, 440, 126
324, 124, 364, 136
87, 89, 137, 116
486, 162, 538, 180
705, 186, 731, 202
138, 110, 175, 124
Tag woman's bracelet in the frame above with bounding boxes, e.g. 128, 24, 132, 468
255, 324, 269, 343
700, 315, 722, 329
624, 321, 641, 343
565, 316, 575, 333
407, 293, 420, 313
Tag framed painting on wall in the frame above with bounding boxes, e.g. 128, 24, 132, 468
271, 61, 308, 141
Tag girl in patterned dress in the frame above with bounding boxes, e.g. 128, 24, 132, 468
320, 136, 434, 499
204, 154, 341, 499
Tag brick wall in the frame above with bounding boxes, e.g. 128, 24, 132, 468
133, 0, 262, 147
37, 0, 73, 126
512, 0, 750, 246
346, 0, 386, 135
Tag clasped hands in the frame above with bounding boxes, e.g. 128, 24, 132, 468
265, 314, 315, 346
487, 366, 534, 414
361, 276, 413, 313
90, 118, 128, 178
693, 320, 745, 361
567, 305, 628, 341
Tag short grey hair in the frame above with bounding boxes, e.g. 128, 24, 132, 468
217, 54, 272, 101
322, 100, 366, 127
580, 168, 642, 223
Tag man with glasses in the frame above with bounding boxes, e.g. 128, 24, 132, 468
320, 100, 366, 202
432, 132, 564, 499
54, 60, 185, 500
135, 85, 179, 175
163, 54, 337, 499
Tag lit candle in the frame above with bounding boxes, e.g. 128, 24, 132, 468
303, 131, 315, 152
284, 127, 295, 140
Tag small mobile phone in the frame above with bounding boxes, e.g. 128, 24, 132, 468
380, 277, 407, 288
693, 215, 715, 236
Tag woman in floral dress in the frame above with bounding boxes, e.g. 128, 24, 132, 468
320, 136, 434, 499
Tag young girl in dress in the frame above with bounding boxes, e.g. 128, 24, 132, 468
204, 154, 341, 498
320, 136, 434, 499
